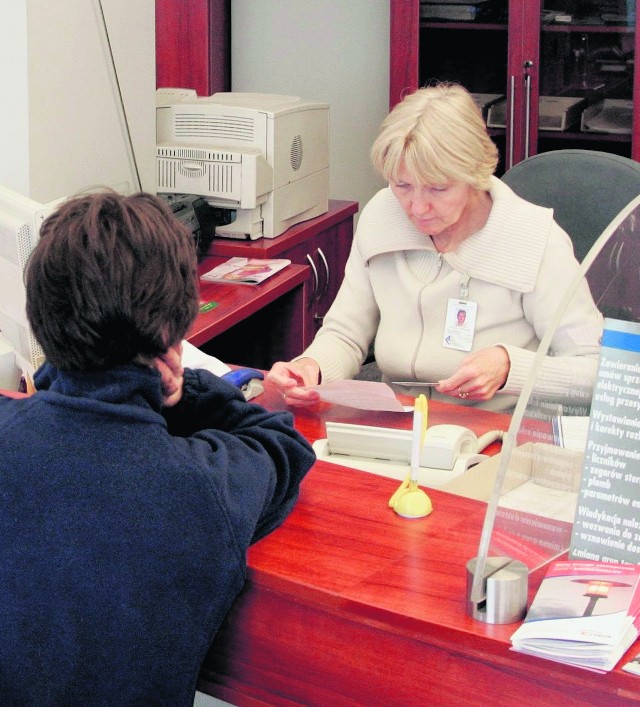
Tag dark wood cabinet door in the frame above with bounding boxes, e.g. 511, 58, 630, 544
155, 0, 229, 96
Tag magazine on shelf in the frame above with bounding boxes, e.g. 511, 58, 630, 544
510, 560, 640, 673
200, 257, 291, 285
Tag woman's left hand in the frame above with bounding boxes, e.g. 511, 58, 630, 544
436, 345, 510, 402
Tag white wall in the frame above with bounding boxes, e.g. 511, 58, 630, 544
230, 0, 389, 214
0, 4, 30, 194
0, 0, 156, 203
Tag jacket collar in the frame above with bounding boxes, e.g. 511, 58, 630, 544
34, 361, 165, 412
359, 177, 554, 293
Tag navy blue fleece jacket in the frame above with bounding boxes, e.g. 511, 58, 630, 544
0, 362, 315, 705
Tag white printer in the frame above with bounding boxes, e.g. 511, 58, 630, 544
156, 90, 329, 239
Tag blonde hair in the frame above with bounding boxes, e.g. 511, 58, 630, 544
370, 83, 499, 191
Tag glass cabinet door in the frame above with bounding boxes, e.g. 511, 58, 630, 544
537, 1, 637, 159
418, 1, 511, 172
390, 0, 639, 171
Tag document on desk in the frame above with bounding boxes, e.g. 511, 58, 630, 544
306, 380, 407, 412
181, 340, 231, 377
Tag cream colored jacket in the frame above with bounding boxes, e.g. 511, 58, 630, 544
302, 177, 603, 412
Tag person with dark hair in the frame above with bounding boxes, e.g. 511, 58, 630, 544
26, 190, 200, 373
0, 190, 315, 705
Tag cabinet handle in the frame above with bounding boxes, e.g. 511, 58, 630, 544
523, 60, 534, 160
508, 75, 515, 170
317, 247, 330, 301
306, 253, 319, 302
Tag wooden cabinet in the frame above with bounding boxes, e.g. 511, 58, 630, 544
203, 200, 358, 349
391, 0, 640, 170
155, 0, 230, 96
154, 6, 357, 359
193, 259, 310, 370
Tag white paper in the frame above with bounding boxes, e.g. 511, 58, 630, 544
181, 340, 230, 377
499, 479, 578, 522
0, 333, 19, 390
623, 653, 640, 676
554, 415, 589, 451
306, 380, 406, 412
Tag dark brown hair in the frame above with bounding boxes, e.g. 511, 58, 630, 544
25, 190, 199, 371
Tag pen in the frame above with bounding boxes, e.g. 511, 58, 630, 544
392, 381, 440, 387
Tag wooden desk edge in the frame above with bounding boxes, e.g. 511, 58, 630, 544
187, 263, 310, 348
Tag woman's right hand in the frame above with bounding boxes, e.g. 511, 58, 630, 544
266, 358, 321, 407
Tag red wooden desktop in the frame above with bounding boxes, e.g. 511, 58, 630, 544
196, 381, 640, 706
2, 380, 640, 703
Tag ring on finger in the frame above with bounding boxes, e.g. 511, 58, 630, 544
458, 390, 468, 399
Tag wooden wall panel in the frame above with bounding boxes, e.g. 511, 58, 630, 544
389, 0, 419, 109
155, 0, 229, 96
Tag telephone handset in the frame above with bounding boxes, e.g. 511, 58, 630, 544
422, 424, 503, 471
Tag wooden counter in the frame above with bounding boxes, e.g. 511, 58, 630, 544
198, 383, 640, 706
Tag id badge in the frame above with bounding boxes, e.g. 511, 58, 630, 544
443, 299, 477, 352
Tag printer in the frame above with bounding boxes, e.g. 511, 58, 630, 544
156, 89, 329, 239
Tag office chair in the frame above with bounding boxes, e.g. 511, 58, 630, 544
501, 149, 640, 263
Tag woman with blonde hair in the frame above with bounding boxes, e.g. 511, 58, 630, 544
268, 83, 603, 412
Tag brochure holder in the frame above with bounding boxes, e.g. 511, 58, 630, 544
467, 193, 640, 624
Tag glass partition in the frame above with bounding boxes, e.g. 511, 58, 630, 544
470, 192, 640, 606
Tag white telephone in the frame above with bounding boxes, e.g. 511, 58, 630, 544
420, 424, 502, 471
313, 422, 504, 489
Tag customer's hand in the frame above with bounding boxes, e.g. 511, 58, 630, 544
267, 358, 321, 407
436, 346, 510, 402
153, 343, 185, 407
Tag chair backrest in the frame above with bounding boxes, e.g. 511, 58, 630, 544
501, 149, 640, 262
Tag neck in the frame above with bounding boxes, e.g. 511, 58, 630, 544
431, 190, 493, 253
